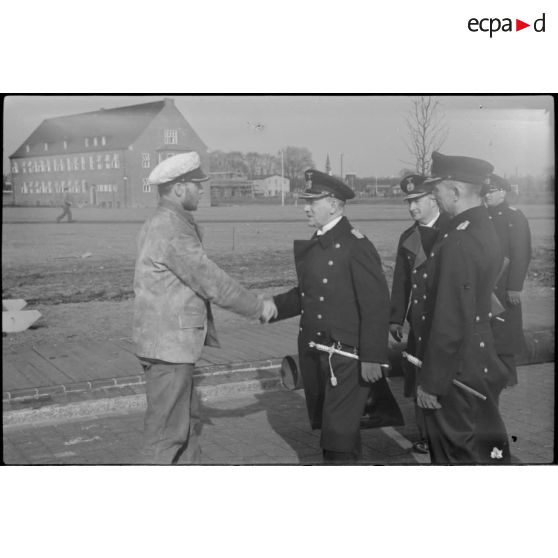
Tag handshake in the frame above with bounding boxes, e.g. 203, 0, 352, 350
258, 294, 278, 324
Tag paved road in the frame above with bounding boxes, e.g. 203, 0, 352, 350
3, 363, 554, 465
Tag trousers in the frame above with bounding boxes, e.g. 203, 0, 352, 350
139, 358, 201, 464
56, 203, 73, 222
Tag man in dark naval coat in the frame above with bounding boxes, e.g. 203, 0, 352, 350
390, 174, 450, 454
271, 169, 397, 464
484, 174, 532, 387
416, 152, 511, 464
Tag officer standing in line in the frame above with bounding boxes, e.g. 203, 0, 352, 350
484, 174, 532, 387
270, 170, 400, 464
390, 175, 450, 455
415, 152, 510, 464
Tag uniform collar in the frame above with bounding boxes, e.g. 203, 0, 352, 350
314, 215, 351, 248
487, 199, 508, 214
316, 215, 343, 236
419, 210, 441, 229
158, 198, 197, 227
448, 205, 488, 230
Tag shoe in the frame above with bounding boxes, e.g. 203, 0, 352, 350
412, 440, 429, 454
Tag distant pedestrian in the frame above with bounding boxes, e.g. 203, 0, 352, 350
270, 169, 402, 464
484, 175, 532, 387
416, 152, 510, 464
390, 174, 450, 455
133, 151, 275, 464
56, 188, 74, 222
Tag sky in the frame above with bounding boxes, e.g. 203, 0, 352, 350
3, 95, 554, 178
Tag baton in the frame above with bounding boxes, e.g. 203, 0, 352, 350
402, 351, 487, 401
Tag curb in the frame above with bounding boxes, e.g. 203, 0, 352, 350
3, 328, 554, 427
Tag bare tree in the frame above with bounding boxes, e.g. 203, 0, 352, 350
405, 96, 449, 175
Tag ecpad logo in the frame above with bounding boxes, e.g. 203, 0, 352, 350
468, 13, 546, 37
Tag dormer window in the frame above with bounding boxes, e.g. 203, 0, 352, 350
25, 145, 30, 153
63, 140, 68, 150
85, 138, 89, 147
101, 136, 106, 146
44, 142, 48, 151
93, 137, 98, 146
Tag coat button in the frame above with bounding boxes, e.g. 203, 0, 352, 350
301, 310, 304, 315
301, 292, 305, 297
317, 331, 322, 336
423, 295, 427, 300
421, 315, 426, 321
413, 269, 417, 274
484, 367, 488, 373
335, 243, 341, 248
488, 312, 492, 318
480, 342, 485, 348
475, 316, 480, 322
299, 327, 303, 332
322, 278, 328, 284
443, 233, 448, 239
418, 336, 422, 341
319, 296, 324, 301
489, 216, 493, 220
430, 252, 435, 257
328, 260, 333, 266
413, 299, 418, 304
413, 284, 418, 289
317, 314, 322, 319
423, 273, 427, 278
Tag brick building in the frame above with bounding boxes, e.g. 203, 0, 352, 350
253, 175, 290, 197
8, 98, 210, 208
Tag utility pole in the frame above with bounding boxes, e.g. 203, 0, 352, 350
281, 149, 285, 207
340, 153, 344, 180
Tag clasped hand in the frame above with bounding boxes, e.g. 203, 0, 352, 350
417, 385, 442, 409
258, 294, 278, 323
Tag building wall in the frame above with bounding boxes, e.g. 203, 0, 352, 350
129, 102, 209, 208
253, 175, 290, 196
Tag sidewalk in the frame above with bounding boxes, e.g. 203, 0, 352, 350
2, 363, 554, 465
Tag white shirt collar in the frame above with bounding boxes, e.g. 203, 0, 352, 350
316, 216, 343, 236
420, 210, 440, 229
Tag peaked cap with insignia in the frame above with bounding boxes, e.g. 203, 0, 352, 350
148, 151, 209, 186
486, 173, 511, 192
300, 169, 355, 201
399, 174, 432, 200
424, 151, 494, 187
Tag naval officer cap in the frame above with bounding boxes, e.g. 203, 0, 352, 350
399, 174, 432, 200
299, 169, 355, 201
423, 151, 494, 187
486, 173, 511, 192
148, 151, 209, 186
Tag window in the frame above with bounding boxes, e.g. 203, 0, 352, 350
25, 145, 30, 153
44, 142, 48, 152
11, 162, 18, 174
63, 140, 68, 150
143, 178, 151, 192
81, 156, 86, 170
85, 138, 89, 147
47, 181, 53, 193
104, 154, 111, 169
41, 181, 47, 193
164, 129, 178, 144
66, 158, 72, 171
89, 156, 95, 170
60, 180, 66, 190
96, 155, 103, 170
93, 137, 98, 147
73, 157, 80, 171
111, 154, 120, 169
81, 180, 87, 193
22, 182, 29, 194
46, 159, 51, 172
101, 136, 106, 146
142, 153, 150, 168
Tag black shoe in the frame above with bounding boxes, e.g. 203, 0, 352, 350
412, 440, 429, 454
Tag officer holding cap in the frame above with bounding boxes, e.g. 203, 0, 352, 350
390, 174, 450, 454
484, 174, 532, 387
416, 152, 510, 464
270, 169, 401, 464
133, 151, 276, 464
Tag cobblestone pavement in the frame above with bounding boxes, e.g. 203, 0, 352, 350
2, 363, 554, 465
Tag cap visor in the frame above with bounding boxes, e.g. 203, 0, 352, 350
404, 192, 430, 201
299, 192, 330, 200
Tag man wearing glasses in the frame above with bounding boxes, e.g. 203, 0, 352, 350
133, 151, 276, 464
484, 175, 532, 387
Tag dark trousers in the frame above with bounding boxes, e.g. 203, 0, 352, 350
139, 358, 201, 464
423, 382, 510, 464
499, 354, 518, 387
56, 203, 72, 222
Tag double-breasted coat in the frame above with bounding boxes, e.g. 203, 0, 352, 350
487, 201, 532, 360
390, 213, 451, 396
418, 206, 511, 463
272, 216, 398, 454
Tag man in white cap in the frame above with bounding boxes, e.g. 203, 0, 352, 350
133, 151, 276, 464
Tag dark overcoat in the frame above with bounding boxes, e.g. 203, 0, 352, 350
390, 212, 451, 396
487, 201, 532, 355
272, 216, 396, 453
418, 206, 511, 464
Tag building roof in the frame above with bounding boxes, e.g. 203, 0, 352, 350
10, 100, 169, 158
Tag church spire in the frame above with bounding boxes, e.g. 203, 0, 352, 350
325, 153, 331, 175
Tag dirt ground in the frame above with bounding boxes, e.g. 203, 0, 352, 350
2, 204, 554, 355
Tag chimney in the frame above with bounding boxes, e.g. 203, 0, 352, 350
164, 97, 175, 106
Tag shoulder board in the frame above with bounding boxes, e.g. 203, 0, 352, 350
456, 220, 470, 231
509, 206, 517, 211
351, 228, 365, 239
